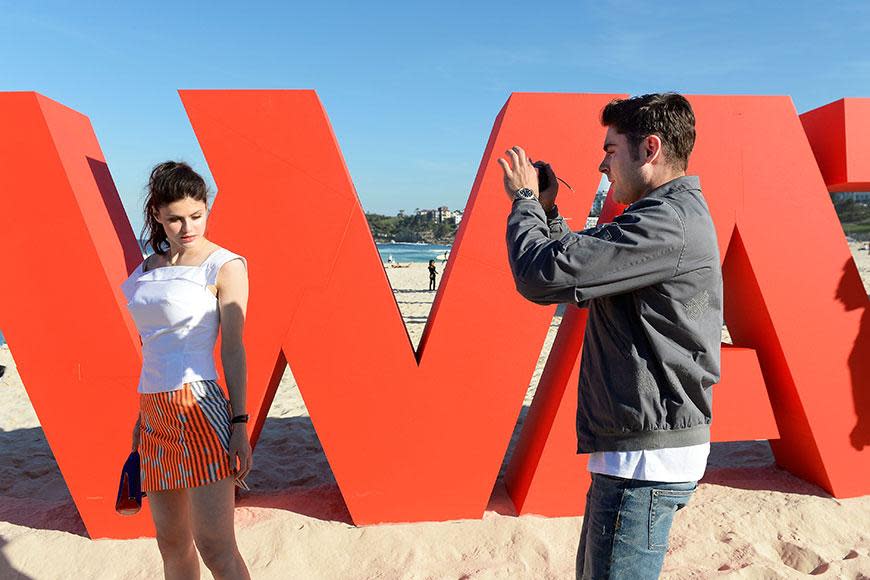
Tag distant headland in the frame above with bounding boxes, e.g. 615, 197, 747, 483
366, 206, 462, 244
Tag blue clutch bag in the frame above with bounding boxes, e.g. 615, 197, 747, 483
115, 451, 144, 515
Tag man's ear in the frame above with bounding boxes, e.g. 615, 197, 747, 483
644, 134, 663, 164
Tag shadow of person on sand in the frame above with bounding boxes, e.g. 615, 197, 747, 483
0, 536, 33, 580
834, 259, 870, 450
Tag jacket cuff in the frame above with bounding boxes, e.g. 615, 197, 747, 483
511, 197, 546, 217
544, 204, 560, 220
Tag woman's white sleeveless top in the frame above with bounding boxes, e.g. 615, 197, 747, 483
121, 247, 247, 394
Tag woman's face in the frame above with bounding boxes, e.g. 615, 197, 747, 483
154, 197, 208, 249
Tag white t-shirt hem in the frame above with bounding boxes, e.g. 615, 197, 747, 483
587, 442, 710, 483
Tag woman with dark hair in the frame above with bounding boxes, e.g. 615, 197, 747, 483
121, 161, 252, 579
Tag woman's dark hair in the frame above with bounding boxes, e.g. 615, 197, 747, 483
601, 93, 696, 171
141, 161, 209, 254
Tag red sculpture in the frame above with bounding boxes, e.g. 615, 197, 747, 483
0, 91, 866, 539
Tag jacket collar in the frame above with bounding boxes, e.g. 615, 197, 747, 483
642, 175, 701, 201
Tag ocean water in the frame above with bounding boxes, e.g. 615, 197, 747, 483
376, 243, 451, 264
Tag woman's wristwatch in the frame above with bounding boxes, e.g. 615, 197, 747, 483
231, 414, 249, 424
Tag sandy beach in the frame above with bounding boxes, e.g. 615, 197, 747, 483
0, 245, 868, 579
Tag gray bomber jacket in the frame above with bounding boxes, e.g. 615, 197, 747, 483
506, 176, 723, 453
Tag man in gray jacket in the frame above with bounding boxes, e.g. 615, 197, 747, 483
499, 93, 722, 579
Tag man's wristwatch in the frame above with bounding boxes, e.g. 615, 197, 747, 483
514, 187, 536, 201
231, 414, 249, 424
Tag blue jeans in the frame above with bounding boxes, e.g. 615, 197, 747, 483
576, 473, 697, 579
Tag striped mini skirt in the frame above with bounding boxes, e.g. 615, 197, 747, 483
138, 380, 234, 492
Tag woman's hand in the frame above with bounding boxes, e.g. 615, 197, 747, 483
229, 426, 252, 484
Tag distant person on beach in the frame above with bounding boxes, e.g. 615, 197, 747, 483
121, 162, 252, 580
428, 259, 438, 290
500, 93, 722, 579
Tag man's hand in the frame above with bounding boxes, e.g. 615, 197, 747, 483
497, 145, 538, 201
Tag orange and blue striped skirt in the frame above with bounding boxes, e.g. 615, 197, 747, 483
138, 380, 234, 492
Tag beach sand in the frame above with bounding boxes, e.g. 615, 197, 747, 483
0, 246, 868, 579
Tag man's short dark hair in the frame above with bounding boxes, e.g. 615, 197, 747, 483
601, 93, 696, 171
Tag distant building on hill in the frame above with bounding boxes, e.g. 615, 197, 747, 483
437, 206, 454, 223
591, 189, 608, 216
414, 206, 459, 223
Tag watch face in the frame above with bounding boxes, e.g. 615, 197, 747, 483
515, 188, 535, 199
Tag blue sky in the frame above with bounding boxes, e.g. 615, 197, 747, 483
2, 1, 869, 233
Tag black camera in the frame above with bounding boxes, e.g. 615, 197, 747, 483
533, 160, 552, 192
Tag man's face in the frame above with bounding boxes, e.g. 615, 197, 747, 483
599, 127, 646, 205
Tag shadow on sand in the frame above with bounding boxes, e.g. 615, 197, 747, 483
0, 536, 33, 580
0, 411, 844, 538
